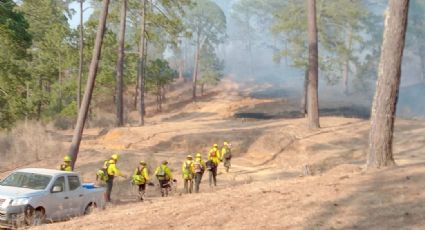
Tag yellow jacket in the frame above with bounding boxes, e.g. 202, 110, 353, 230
182, 160, 194, 179
155, 164, 173, 181
208, 147, 221, 165
60, 163, 72, 172
133, 166, 149, 181
221, 146, 232, 160
107, 163, 124, 177
132, 166, 149, 184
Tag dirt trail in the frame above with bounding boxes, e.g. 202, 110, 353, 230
15, 81, 425, 229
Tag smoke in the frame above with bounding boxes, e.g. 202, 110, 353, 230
211, 0, 425, 119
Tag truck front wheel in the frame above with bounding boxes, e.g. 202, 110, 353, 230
26, 208, 45, 226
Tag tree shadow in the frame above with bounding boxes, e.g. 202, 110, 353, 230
302, 164, 425, 229
161, 112, 216, 122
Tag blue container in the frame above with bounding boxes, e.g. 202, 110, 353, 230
82, 183, 95, 189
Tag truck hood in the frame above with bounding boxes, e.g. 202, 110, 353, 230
0, 185, 44, 199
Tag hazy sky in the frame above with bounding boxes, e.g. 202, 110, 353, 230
68, 1, 93, 29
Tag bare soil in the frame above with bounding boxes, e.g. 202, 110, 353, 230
8, 81, 425, 230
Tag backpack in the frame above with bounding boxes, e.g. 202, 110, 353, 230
210, 150, 217, 158
96, 168, 109, 182
206, 160, 215, 171
132, 167, 146, 185
185, 161, 192, 173
156, 166, 167, 181
193, 161, 203, 173
223, 147, 232, 160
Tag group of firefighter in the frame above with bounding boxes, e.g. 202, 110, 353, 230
59, 141, 232, 202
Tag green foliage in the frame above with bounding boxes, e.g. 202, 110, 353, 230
19, 0, 75, 120
146, 59, 176, 92
198, 43, 224, 86
186, 0, 226, 45
0, 0, 32, 129
1, 0, 199, 129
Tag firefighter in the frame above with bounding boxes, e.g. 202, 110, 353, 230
59, 155, 72, 172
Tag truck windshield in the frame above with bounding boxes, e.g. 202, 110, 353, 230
0, 172, 51, 190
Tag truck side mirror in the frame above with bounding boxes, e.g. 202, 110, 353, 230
51, 185, 63, 193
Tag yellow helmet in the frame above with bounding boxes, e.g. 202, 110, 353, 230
139, 160, 146, 165
111, 153, 119, 160
64, 155, 71, 162
195, 153, 202, 158
223, 141, 229, 146
187, 155, 193, 159
213, 144, 218, 148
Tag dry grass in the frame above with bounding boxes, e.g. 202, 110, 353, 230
0, 121, 64, 173
7, 81, 425, 229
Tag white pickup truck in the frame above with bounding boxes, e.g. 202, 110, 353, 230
0, 168, 105, 228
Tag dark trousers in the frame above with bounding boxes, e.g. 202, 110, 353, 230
106, 176, 114, 202
209, 167, 217, 187
184, 179, 193, 194
138, 183, 146, 192
223, 159, 231, 172
159, 180, 170, 197
194, 173, 203, 193
138, 183, 146, 200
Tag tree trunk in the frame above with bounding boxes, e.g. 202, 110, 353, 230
420, 50, 425, 81
301, 69, 308, 116
201, 83, 205, 96
343, 30, 353, 95
192, 36, 200, 101
161, 85, 166, 103
143, 26, 148, 116
307, 0, 320, 129
134, 72, 139, 110
156, 84, 161, 112
138, 0, 146, 126
178, 58, 184, 82
115, 0, 126, 127
58, 58, 62, 112
36, 77, 42, 120
367, 0, 409, 168
77, 0, 84, 110
69, 0, 110, 169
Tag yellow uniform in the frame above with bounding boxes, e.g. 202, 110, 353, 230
59, 163, 72, 172
182, 160, 195, 180
155, 164, 173, 181
107, 162, 124, 177
132, 166, 149, 184
208, 147, 221, 166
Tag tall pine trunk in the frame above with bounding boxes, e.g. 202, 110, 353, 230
367, 0, 410, 168
115, 0, 126, 127
420, 50, 425, 81
201, 83, 205, 96
301, 69, 308, 116
343, 30, 353, 95
138, 0, 146, 126
307, 0, 320, 129
77, 0, 84, 110
192, 34, 200, 101
69, 0, 110, 169
178, 59, 184, 82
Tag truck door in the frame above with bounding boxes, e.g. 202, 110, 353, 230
48, 176, 70, 220
66, 175, 84, 216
